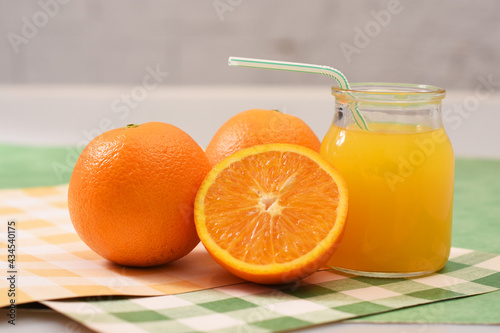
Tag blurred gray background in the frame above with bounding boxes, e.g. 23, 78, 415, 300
1, 0, 500, 158
1, 0, 499, 89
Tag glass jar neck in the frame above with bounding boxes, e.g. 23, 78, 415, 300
332, 83, 446, 132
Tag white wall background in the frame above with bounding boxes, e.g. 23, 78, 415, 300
0, 86, 498, 158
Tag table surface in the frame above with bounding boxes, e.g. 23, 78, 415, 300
3, 308, 500, 333
1, 144, 499, 333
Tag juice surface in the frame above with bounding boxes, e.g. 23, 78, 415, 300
321, 123, 454, 274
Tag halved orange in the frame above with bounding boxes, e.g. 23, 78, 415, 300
194, 143, 348, 285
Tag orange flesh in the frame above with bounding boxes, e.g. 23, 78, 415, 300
203, 151, 341, 265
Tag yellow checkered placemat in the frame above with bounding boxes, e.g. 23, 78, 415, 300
43, 247, 500, 332
0, 185, 243, 306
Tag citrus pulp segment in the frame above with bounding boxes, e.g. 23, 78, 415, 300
194, 144, 348, 284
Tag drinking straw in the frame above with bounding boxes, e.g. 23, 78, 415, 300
228, 57, 368, 131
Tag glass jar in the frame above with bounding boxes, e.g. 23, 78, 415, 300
321, 83, 454, 278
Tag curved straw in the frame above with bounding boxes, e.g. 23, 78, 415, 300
228, 57, 368, 130
229, 57, 350, 89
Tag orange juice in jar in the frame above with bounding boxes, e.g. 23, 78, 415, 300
321, 83, 454, 277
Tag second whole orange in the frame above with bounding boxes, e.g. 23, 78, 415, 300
205, 109, 321, 166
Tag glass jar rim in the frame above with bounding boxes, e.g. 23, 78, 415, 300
331, 82, 446, 103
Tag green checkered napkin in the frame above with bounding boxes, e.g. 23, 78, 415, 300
44, 247, 500, 333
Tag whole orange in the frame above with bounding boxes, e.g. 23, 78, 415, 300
205, 109, 321, 166
68, 122, 211, 267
